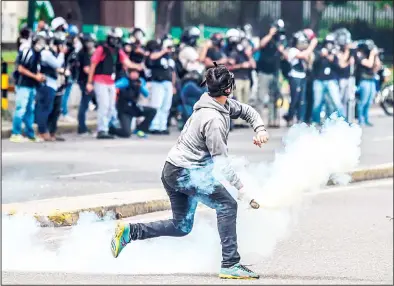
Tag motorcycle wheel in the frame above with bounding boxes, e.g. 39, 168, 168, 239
380, 84, 393, 116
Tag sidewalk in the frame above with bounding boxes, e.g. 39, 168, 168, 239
1, 94, 388, 139
2, 163, 393, 227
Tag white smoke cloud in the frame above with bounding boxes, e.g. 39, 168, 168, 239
2, 114, 362, 275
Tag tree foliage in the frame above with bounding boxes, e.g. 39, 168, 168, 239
374, 0, 394, 10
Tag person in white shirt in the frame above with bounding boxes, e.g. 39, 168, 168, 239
35, 30, 66, 141
283, 30, 318, 126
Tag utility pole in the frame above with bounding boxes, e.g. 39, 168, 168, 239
27, 0, 35, 29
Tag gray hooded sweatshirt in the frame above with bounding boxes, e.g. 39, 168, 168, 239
166, 93, 265, 190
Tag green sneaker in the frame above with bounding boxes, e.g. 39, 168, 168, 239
110, 222, 131, 258
219, 263, 260, 280
27, 136, 42, 143
134, 130, 147, 138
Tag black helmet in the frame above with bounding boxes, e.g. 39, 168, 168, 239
201, 62, 236, 97
80, 32, 96, 44
129, 27, 146, 45
19, 23, 32, 39
181, 26, 201, 47
146, 39, 161, 52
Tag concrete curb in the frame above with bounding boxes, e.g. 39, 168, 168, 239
1, 121, 97, 139
4, 164, 393, 227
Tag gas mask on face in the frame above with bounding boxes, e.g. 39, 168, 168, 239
33, 38, 46, 52
201, 62, 236, 97
107, 28, 123, 48
107, 36, 120, 48
211, 35, 224, 48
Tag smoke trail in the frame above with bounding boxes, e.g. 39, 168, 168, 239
2, 114, 362, 274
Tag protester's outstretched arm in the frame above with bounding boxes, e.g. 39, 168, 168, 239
228, 99, 266, 132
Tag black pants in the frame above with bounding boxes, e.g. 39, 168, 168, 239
35, 85, 56, 134
47, 95, 62, 135
129, 162, 240, 268
112, 105, 157, 138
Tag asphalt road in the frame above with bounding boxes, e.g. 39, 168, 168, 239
2, 179, 393, 285
2, 114, 393, 204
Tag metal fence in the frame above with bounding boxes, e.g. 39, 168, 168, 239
171, 0, 393, 58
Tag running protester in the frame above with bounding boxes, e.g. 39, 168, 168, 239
86, 28, 143, 139
110, 63, 269, 280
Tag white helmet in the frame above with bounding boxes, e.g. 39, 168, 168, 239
226, 28, 241, 43
108, 27, 123, 38
51, 17, 68, 31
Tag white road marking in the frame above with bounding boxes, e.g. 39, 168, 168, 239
372, 136, 393, 142
2, 151, 37, 158
57, 169, 121, 179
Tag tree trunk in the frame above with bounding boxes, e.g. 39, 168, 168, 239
309, 0, 326, 32
50, 0, 83, 28
154, 0, 175, 38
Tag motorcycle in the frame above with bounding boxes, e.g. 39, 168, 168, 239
375, 66, 393, 116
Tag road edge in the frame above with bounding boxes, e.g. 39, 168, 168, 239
1, 121, 97, 139
4, 164, 393, 227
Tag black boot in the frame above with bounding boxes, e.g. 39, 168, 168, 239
97, 131, 115, 139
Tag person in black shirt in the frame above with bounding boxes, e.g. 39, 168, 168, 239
10, 34, 47, 143
355, 40, 381, 126
77, 33, 96, 134
145, 35, 177, 134
226, 29, 256, 110
60, 26, 80, 122
311, 34, 344, 124
254, 19, 286, 127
